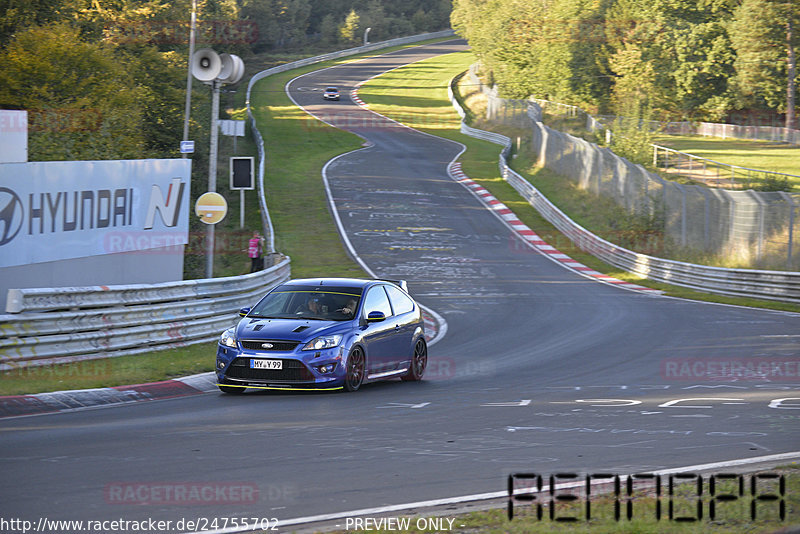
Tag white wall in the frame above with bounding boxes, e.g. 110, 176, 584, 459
0, 158, 191, 310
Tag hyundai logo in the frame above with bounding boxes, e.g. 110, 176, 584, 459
261, 343, 274, 349
0, 187, 23, 246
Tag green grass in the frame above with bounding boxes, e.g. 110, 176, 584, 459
355, 51, 800, 314
0, 37, 456, 396
653, 134, 800, 189
5, 38, 800, 396
190, 38, 461, 280
248, 37, 458, 279
319, 467, 799, 533
248, 72, 365, 279
0, 342, 218, 396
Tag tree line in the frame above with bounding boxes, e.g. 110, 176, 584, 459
240, 0, 451, 50
0, 0, 451, 161
451, 0, 798, 128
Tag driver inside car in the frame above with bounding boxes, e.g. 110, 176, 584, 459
295, 295, 324, 316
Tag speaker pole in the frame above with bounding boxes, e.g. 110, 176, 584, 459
182, 0, 197, 159
206, 79, 221, 278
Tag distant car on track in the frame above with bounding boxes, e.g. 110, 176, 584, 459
322, 86, 340, 100
215, 278, 427, 393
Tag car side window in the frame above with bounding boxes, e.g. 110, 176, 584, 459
362, 286, 393, 318
384, 284, 415, 315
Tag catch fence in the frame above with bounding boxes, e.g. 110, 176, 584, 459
465, 66, 800, 271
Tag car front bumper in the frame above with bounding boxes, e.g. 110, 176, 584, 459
216, 344, 346, 390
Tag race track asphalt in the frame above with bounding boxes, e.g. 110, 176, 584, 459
1, 39, 798, 532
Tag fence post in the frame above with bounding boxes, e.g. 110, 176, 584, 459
781, 192, 797, 270
749, 192, 766, 263
674, 183, 688, 247
702, 188, 711, 251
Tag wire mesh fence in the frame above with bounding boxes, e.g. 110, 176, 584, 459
598, 115, 800, 145
465, 66, 800, 270
697, 122, 800, 145
652, 144, 797, 190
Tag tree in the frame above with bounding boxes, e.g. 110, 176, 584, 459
125, 46, 188, 156
0, 0, 71, 47
361, 0, 387, 41
0, 22, 147, 160
789, 18, 797, 129
410, 8, 430, 33
269, 0, 312, 48
729, 0, 800, 128
339, 8, 360, 44
453, 0, 611, 109
319, 13, 339, 45
453, 0, 795, 123
604, 0, 667, 115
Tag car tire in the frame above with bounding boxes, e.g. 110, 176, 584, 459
402, 338, 427, 381
219, 384, 245, 394
344, 346, 365, 392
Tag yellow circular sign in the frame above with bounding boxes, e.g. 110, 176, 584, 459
195, 192, 228, 224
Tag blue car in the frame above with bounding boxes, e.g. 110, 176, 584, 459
215, 278, 427, 393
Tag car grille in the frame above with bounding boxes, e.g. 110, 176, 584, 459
226, 358, 314, 382
240, 339, 300, 351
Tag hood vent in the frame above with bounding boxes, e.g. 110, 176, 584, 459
293, 325, 310, 333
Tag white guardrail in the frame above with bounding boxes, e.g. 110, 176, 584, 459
0, 31, 457, 371
0, 258, 291, 370
448, 74, 800, 304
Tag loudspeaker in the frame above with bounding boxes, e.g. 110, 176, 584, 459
218, 54, 245, 85
191, 48, 222, 82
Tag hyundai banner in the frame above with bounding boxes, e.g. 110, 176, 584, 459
0, 159, 191, 268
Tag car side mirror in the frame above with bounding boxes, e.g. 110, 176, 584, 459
366, 311, 386, 323
239, 307, 251, 317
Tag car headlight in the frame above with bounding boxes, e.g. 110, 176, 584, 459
220, 328, 237, 348
302, 334, 343, 351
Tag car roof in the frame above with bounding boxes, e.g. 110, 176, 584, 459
282, 278, 373, 289
280, 278, 407, 291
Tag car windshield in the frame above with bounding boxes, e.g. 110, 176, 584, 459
248, 286, 362, 321
326, 87, 338, 92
